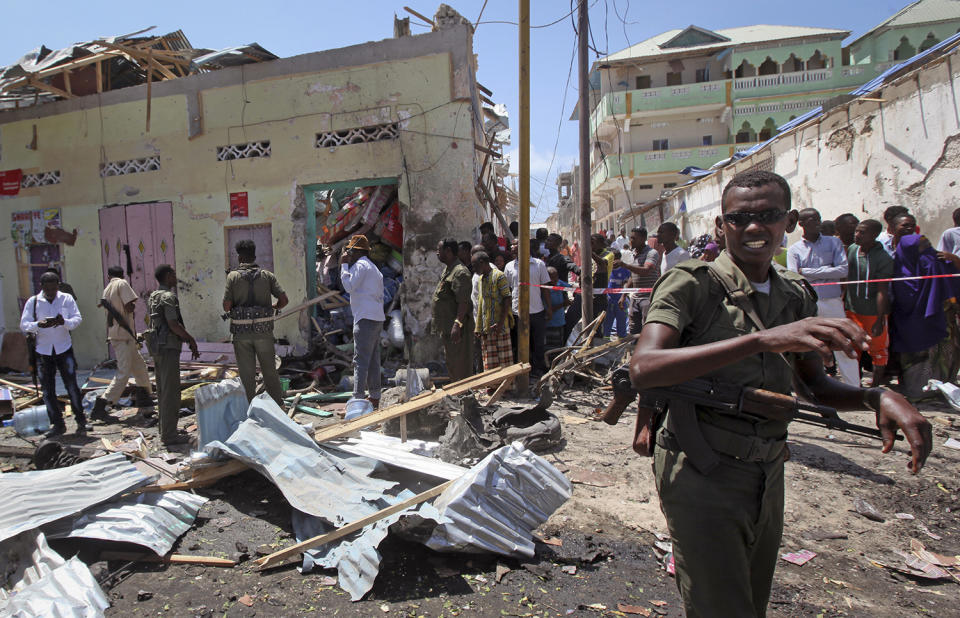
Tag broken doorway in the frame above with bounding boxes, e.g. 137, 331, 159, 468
98, 202, 175, 332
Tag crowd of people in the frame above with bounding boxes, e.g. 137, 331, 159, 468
425, 201, 960, 400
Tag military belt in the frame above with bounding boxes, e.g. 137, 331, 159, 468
658, 423, 785, 464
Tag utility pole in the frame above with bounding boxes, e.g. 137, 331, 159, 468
517, 0, 531, 394
577, 0, 593, 327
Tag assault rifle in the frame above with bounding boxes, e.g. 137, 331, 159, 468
98, 298, 140, 342
601, 367, 896, 455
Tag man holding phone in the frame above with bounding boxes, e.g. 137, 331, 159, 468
20, 271, 87, 438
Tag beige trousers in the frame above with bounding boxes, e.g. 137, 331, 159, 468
104, 338, 153, 403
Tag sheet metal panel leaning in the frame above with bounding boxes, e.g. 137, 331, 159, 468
629, 170, 932, 617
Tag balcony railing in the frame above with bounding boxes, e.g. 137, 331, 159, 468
591, 145, 733, 191
590, 79, 728, 133
734, 68, 833, 90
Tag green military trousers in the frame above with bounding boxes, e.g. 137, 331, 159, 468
153, 348, 181, 442
441, 317, 475, 382
653, 441, 785, 618
233, 335, 284, 406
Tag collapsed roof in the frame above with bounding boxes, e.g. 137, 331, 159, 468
0, 27, 277, 111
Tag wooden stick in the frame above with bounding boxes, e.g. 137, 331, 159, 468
137, 459, 248, 492
99, 551, 236, 567
287, 393, 302, 418
255, 479, 455, 570
313, 363, 529, 443
483, 376, 514, 406
0, 377, 40, 395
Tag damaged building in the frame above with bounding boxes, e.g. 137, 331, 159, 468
0, 14, 510, 367
657, 32, 960, 239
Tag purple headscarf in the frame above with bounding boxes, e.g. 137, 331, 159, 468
890, 234, 960, 354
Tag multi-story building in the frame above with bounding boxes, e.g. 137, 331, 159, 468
581, 0, 960, 233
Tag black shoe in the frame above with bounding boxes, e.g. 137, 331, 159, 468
133, 387, 154, 408
161, 432, 192, 446
90, 398, 119, 424
43, 424, 66, 439
74, 422, 93, 436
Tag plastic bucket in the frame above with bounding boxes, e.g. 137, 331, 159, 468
344, 397, 374, 420
13, 405, 50, 437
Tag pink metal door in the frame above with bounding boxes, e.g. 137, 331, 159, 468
99, 202, 175, 332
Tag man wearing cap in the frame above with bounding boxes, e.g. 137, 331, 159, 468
341, 235, 385, 408
223, 239, 289, 406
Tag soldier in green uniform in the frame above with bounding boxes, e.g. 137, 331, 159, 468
223, 240, 289, 406
146, 264, 199, 446
433, 238, 474, 382
629, 170, 932, 617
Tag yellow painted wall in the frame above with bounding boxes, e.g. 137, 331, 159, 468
0, 45, 483, 367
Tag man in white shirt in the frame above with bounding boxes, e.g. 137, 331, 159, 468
504, 239, 552, 376
657, 222, 691, 275
937, 207, 960, 255
611, 227, 628, 251
787, 207, 858, 385
340, 235, 385, 408
20, 271, 87, 438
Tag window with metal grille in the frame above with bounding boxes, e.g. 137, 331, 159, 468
217, 141, 271, 161
315, 122, 400, 148
100, 156, 160, 177
21, 170, 61, 188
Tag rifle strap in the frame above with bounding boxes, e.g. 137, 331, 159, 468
705, 263, 819, 404
664, 398, 719, 475
99, 298, 138, 340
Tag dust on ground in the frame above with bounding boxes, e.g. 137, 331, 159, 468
1, 380, 958, 617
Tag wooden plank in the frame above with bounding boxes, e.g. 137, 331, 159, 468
137, 459, 248, 492
99, 551, 236, 567
62, 70, 72, 96
482, 376, 514, 406
95, 60, 103, 93
27, 79, 73, 99
0, 377, 40, 395
255, 479, 455, 570
313, 363, 529, 443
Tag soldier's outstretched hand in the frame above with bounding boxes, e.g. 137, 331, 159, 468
873, 389, 932, 474
757, 317, 870, 363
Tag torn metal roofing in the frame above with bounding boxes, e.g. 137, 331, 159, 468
43, 491, 207, 556
202, 391, 397, 524
294, 490, 444, 601
327, 431, 468, 481
0, 28, 276, 110
425, 442, 571, 558
0, 452, 151, 544
0, 530, 109, 617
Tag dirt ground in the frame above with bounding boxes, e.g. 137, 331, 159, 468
1, 375, 959, 617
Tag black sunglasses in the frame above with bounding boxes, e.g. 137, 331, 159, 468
721, 209, 788, 227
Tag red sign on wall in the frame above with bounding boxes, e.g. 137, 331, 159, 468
230, 192, 248, 218
0, 169, 22, 196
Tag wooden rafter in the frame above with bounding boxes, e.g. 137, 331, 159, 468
27, 78, 74, 99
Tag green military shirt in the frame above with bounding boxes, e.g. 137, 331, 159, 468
645, 251, 818, 439
223, 263, 285, 309
432, 259, 473, 335
147, 285, 184, 351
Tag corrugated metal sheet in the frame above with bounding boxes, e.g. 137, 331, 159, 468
194, 378, 250, 456
327, 432, 467, 481
425, 442, 571, 558
43, 491, 207, 556
203, 393, 397, 524
0, 530, 109, 617
0, 452, 151, 544
294, 492, 444, 601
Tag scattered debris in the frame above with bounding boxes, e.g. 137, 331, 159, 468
495, 563, 511, 583
617, 603, 652, 616
895, 513, 916, 520
561, 565, 577, 575
567, 467, 617, 487
237, 594, 255, 607
923, 379, 960, 411
916, 522, 943, 541
781, 550, 817, 566
944, 437, 960, 450
852, 498, 885, 522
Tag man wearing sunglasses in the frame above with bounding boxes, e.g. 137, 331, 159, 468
630, 170, 931, 617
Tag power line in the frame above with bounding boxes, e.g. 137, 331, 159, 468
476, 1, 583, 29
